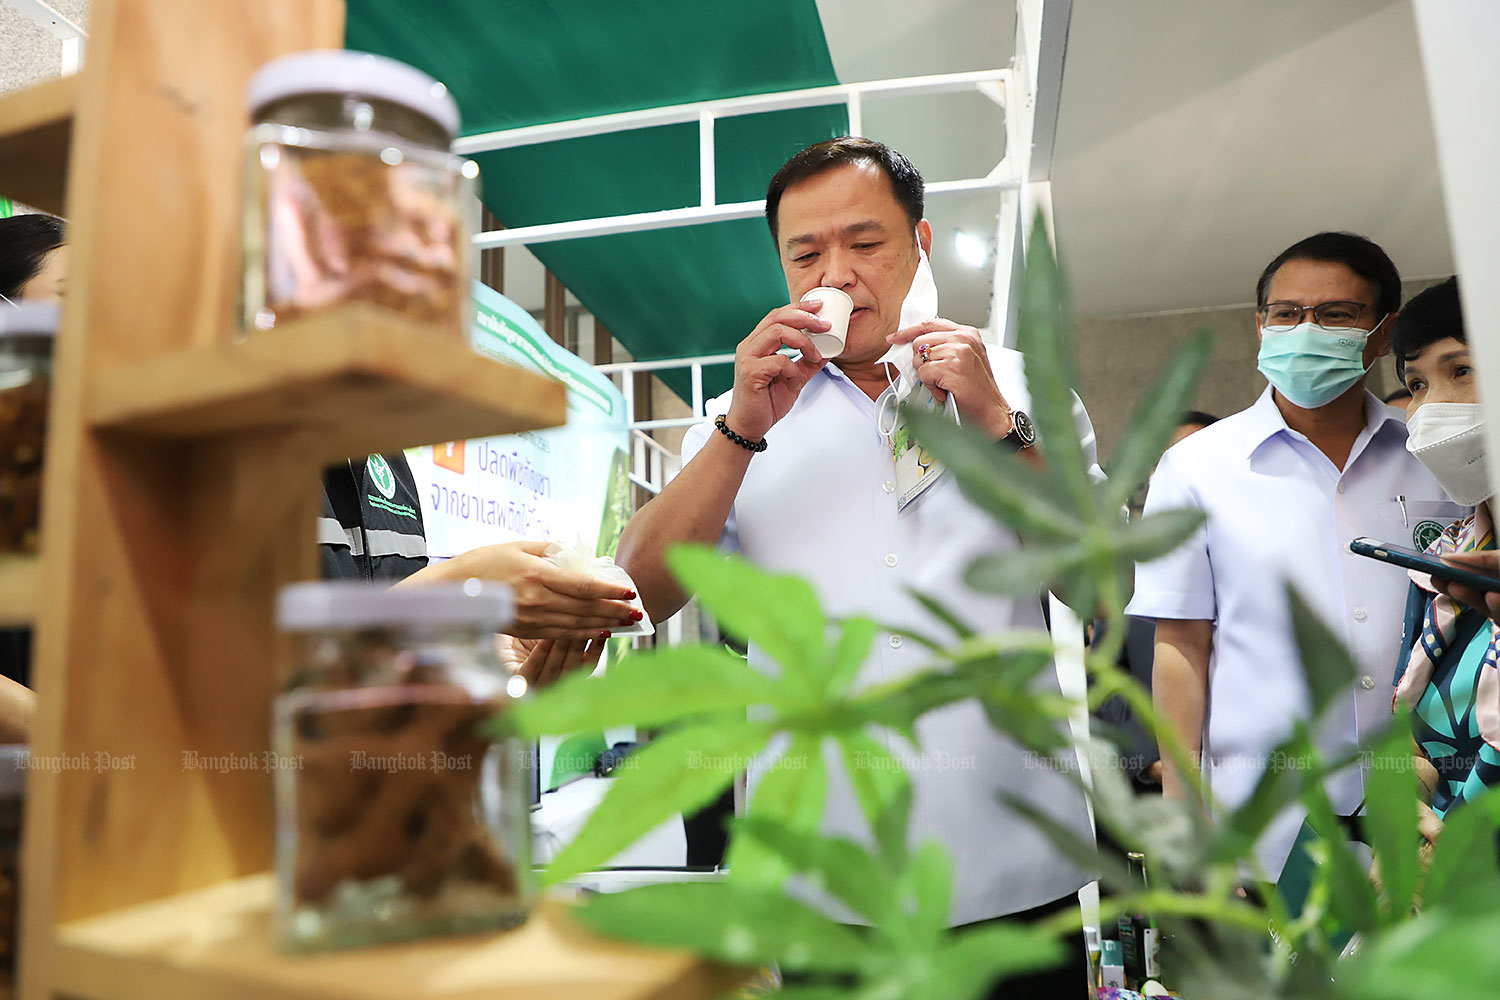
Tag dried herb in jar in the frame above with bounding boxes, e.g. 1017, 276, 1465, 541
258, 148, 464, 331
0, 376, 49, 555
290, 688, 516, 905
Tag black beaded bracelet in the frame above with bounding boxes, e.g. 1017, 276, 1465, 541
714, 414, 768, 453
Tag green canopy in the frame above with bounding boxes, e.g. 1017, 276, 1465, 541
346, 0, 849, 400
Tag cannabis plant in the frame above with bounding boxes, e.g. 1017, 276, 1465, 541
509, 219, 1500, 999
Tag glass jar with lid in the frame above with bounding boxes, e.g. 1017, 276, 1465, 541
0, 303, 58, 555
242, 50, 478, 335
273, 580, 532, 952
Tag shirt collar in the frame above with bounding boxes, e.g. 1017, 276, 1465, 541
819, 361, 897, 432
822, 360, 894, 385
1243, 385, 1405, 459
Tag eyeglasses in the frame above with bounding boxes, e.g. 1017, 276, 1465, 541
1259, 300, 1380, 333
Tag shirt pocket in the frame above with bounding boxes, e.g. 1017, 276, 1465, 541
1379, 499, 1469, 549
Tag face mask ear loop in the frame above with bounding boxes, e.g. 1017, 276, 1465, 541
877, 362, 901, 447
1351, 314, 1385, 376
0, 292, 17, 309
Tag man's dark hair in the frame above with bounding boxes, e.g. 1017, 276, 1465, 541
1180, 410, 1219, 429
1254, 231, 1401, 316
765, 136, 924, 242
0, 214, 66, 300
1390, 276, 1463, 379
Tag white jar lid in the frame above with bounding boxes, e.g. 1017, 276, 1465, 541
0, 302, 59, 339
247, 49, 460, 140
277, 580, 514, 631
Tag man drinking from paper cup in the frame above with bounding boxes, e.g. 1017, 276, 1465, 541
617, 136, 1104, 999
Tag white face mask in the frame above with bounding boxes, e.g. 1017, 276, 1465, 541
878, 247, 937, 394
876, 244, 943, 442
1406, 402, 1492, 506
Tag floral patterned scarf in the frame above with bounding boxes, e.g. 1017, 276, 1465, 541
1393, 506, 1500, 753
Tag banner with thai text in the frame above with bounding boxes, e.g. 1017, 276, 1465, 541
406, 280, 630, 562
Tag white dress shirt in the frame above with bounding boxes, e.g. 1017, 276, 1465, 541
1127, 387, 1466, 875
681, 346, 1098, 925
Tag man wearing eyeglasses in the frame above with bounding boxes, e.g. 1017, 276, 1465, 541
1127, 232, 1466, 878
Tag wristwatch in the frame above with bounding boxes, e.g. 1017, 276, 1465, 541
999, 408, 1037, 451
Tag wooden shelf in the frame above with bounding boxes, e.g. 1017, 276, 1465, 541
87, 305, 568, 460
52, 874, 748, 1000
0, 76, 76, 215
19, 4, 735, 999
0, 556, 37, 627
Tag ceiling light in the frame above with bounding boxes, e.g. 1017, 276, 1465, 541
954, 230, 989, 269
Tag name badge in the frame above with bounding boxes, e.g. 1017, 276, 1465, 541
889, 383, 958, 512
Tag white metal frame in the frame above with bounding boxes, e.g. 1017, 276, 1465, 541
460, 68, 1017, 250
625, 429, 681, 498
594, 355, 735, 496
2, 0, 87, 75
595, 354, 735, 432
993, 0, 1072, 347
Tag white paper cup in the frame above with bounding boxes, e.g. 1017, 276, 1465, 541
800, 286, 853, 358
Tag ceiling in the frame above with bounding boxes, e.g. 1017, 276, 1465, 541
1051, 0, 1452, 317
814, 0, 1454, 321
0, 1, 89, 95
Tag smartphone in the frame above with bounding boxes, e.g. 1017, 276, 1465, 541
1349, 537, 1500, 593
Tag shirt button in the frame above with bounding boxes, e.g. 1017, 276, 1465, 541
888, 634, 904, 649
884, 553, 899, 567
1361, 675, 1375, 690
1337, 482, 1347, 494
882, 481, 895, 494
1353, 608, 1367, 622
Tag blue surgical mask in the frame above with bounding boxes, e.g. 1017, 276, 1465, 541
1256, 323, 1372, 409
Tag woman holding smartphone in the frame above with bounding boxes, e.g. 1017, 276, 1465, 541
1389, 276, 1500, 854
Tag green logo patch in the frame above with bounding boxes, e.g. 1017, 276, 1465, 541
366, 454, 397, 500
1413, 519, 1444, 551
